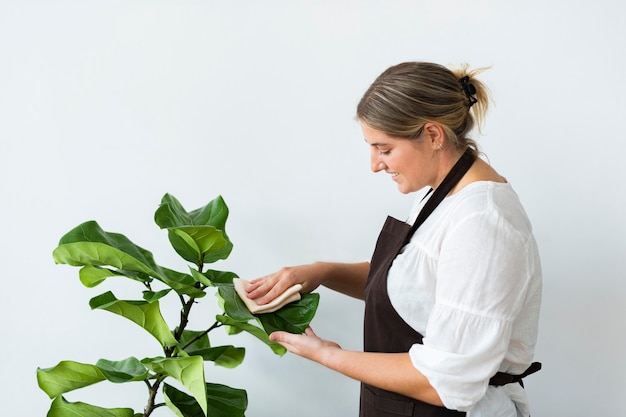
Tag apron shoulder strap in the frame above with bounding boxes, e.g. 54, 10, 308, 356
408, 149, 475, 241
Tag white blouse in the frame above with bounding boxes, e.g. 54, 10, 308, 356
387, 181, 542, 416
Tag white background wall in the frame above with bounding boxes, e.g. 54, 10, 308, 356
1, 1, 624, 416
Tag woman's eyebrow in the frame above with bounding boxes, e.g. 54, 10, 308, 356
363, 138, 388, 147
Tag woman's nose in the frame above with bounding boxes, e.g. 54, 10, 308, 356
370, 150, 384, 173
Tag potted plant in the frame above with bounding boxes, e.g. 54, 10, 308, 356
37, 194, 319, 416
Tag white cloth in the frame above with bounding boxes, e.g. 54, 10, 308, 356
233, 278, 302, 314
387, 181, 542, 416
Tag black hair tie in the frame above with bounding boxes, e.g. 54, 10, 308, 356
459, 76, 478, 108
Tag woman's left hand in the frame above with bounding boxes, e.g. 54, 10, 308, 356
270, 327, 443, 406
269, 327, 341, 365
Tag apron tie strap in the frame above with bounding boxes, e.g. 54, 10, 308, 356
489, 362, 542, 387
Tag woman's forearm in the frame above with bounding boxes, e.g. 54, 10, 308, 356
315, 261, 370, 300
324, 348, 443, 406
270, 328, 444, 407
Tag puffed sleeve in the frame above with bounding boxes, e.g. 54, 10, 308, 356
408, 204, 535, 411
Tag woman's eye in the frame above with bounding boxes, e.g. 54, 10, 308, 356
379, 150, 391, 156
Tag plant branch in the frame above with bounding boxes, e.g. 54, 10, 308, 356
143, 375, 166, 417
175, 297, 195, 340
180, 321, 223, 350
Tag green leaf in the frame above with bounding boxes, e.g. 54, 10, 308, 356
179, 329, 211, 351
52, 221, 203, 297
166, 228, 202, 264
160, 267, 206, 298
143, 356, 208, 416
190, 269, 238, 287
202, 346, 245, 369
37, 361, 105, 398
53, 221, 160, 276
155, 194, 229, 230
205, 382, 248, 417
142, 288, 171, 302
79, 265, 128, 288
166, 227, 231, 265
154, 194, 195, 229
257, 293, 320, 334
173, 226, 228, 255
177, 329, 244, 366
164, 382, 247, 417
47, 396, 134, 417
154, 194, 233, 265
89, 291, 177, 348
204, 269, 238, 285
188, 196, 229, 230
189, 269, 213, 287
218, 283, 320, 334
216, 315, 286, 356
201, 237, 233, 264
217, 285, 255, 322
163, 383, 205, 417
95, 357, 148, 383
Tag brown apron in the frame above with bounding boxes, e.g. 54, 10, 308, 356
360, 150, 540, 417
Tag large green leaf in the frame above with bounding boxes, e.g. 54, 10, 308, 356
188, 196, 229, 231
178, 329, 244, 368
216, 315, 286, 356
155, 194, 228, 230
163, 383, 205, 417
37, 361, 105, 398
203, 269, 238, 285
47, 396, 135, 417
197, 346, 245, 369
78, 265, 146, 288
178, 329, 211, 351
95, 357, 148, 383
53, 241, 157, 279
143, 356, 208, 416
89, 291, 177, 348
154, 194, 233, 265
217, 284, 320, 334
205, 382, 247, 417
217, 285, 255, 322
153, 193, 194, 228
160, 267, 206, 298
257, 293, 320, 334
37, 358, 149, 399
164, 382, 247, 417
173, 226, 228, 255
166, 226, 230, 265
53, 221, 204, 297
190, 269, 238, 287
53, 221, 160, 274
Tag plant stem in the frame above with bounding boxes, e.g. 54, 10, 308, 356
143, 375, 165, 417
146, 266, 205, 413
180, 321, 223, 350
164, 296, 196, 357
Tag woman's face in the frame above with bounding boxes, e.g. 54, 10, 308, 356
361, 122, 439, 194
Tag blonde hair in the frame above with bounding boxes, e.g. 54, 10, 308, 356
356, 62, 491, 157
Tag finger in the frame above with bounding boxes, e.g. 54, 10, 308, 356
269, 331, 297, 349
251, 279, 292, 305
246, 275, 276, 299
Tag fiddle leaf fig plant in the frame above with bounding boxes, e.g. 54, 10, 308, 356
37, 194, 319, 417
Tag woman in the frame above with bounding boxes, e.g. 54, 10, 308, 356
246, 62, 542, 417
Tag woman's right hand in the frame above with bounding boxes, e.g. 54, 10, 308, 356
247, 261, 370, 305
246, 263, 325, 306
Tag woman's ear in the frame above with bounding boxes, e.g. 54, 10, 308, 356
423, 123, 446, 150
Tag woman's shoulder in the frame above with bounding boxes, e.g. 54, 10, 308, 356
449, 181, 534, 235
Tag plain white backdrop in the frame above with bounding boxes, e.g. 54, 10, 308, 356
1, 1, 625, 416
